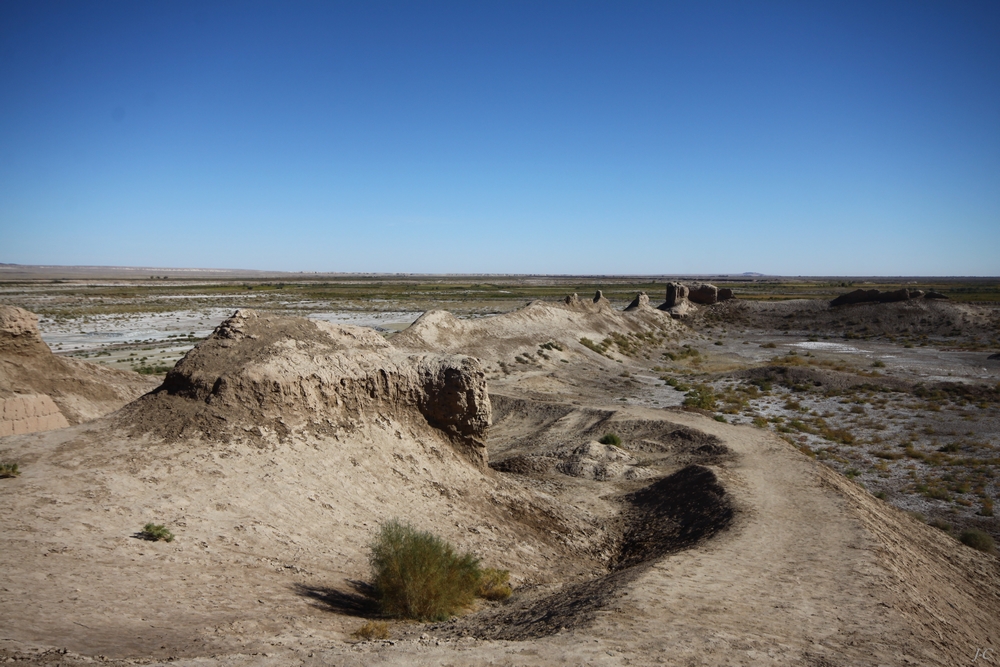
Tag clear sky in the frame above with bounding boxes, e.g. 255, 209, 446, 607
1, 1, 998, 275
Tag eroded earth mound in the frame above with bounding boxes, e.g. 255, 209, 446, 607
0, 306, 156, 435
118, 309, 492, 468
2, 297, 999, 667
393, 291, 681, 362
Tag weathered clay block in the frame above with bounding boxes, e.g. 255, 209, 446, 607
0, 394, 70, 438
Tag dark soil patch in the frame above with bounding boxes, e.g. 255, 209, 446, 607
432, 464, 734, 640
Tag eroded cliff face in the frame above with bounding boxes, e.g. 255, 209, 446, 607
0, 307, 52, 356
121, 309, 492, 468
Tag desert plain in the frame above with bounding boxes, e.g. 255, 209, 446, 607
1, 269, 999, 666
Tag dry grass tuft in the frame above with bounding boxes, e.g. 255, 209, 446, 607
351, 620, 390, 641
477, 567, 513, 601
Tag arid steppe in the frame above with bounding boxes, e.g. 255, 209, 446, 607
1, 274, 998, 666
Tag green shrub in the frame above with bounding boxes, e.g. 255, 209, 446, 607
683, 385, 717, 410
979, 498, 994, 517
369, 520, 481, 621
598, 433, 621, 446
0, 462, 20, 478
928, 518, 951, 532
579, 337, 612, 357
351, 620, 390, 640
959, 529, 995, 553
477, 567, 512, 601
140, 523, 174, 542
134, 364, 173, 375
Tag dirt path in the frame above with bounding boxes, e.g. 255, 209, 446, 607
582, 410, 915, 666
8, 407, 994, 667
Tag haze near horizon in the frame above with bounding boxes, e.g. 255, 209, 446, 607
1, 1, 998, 276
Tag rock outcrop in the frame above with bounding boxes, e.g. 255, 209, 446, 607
658, 283, 696, 318
688, 284, 719, 305
1, 306, 156, 435
830, 288, 935, 307
662, 282, 689, 309
0, 306, 53, 357
625, 292, 650, 311
122, 309, 492, 469
657, 282, 734, 317
562, 291, 615, 313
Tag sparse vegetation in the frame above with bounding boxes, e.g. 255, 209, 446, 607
958, 528, 995, 553
598, 433, 622, 446
662, 345, 700, 362
351, 620, 390, 641
0, 462, 21, 478
368, 520, 482, 621
477, 567, 513, 601
579, 337, 612, 357
683, 384, 717, 410
134, 363, 173, 375
928, 518, 951, 532
139, 523, 175, 542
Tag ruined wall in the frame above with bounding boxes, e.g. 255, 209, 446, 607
0, 394, 70, 437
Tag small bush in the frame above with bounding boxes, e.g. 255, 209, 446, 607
0, 462, 20, 478
683, 385, 717, 410
959, 529, 995, 553
978, 498, 994, 517
928, 518, 951, 532
134, 364, 173, 375
598, 433, 622, 446
140, 523, 174, 542
579, 337, 612, 357
477, 568, 512, 601
351, 620, 390, 641
369, 520, 481, 621
713, 414, 727, 423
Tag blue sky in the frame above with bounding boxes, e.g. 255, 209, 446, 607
1, 1, 998, 275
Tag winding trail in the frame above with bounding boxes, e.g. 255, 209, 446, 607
2, 403, 997, 665
301, 409, 999, 666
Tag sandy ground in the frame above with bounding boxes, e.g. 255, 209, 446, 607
3, 408, 997, 666
2, 299, 999, 666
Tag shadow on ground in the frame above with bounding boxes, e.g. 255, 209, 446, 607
294, 580, 379, 618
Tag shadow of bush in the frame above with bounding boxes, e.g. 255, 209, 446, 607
294, 580, 380, 618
